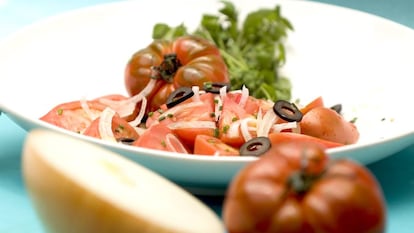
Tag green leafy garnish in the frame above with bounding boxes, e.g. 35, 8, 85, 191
152, 0, 294, 101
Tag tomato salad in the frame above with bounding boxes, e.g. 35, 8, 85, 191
40, 82, 359, 157
40, 35, 359, 156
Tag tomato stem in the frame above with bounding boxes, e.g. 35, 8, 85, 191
287, 172, 321, 194
151, 53, 181, 83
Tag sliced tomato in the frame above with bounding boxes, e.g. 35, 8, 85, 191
226, 92, 273, 116
218, 95, 253, 147
133, 123, 189, 153
268, 132, 344, 149
170, 92, 215, 122
144, 104, 173, 128
145, 92, 217, 148
194, 135, 239, 156
40, 93, 144, 134
169, 123, 216, 150
169, 93, 216, 146
146, 92, 215, 127
83, 114, 139, 142
40, 100, 107, 133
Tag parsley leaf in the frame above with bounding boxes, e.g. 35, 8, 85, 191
152, 0, 293, 101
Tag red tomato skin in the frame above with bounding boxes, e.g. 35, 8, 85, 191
300, 107, 359, 145
268, 132, 344, 149
124, 35, 229, 112
218, 95, 252, 147
226, 92, 274, 116
146, 92, 217, 148
300, 96, 324, 115
40, 94, 142, 133
173, 128, 216, 150
132, 123, 189, 153
83, 114, 139, 141
39, 100, 107, 133
223, 142, 386, 233
193, 135, 239, 156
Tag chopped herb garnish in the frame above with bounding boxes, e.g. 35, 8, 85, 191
204, 81, 213, 90
161, 140, 167, 147
222, 125, 230, 134
115, 125, 125, 133
350, 117, 358, 124
207, 138, 217, 144
214, 128, 220, 138
57, 109, 63, 115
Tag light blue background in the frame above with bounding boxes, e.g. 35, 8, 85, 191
1, 0, 414, 232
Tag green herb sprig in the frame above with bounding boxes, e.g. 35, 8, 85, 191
152, 0, 294, 101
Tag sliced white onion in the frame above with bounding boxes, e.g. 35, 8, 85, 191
113, 103, 136, 119
98, 107, 117, 142
132, 126, 147, 136
167, 121, 216, 130
256, 108, 263, 123
228, 90, 242, 94
214, 96, 222, 122
271, 122, 299, 133
257, 110, 278, 137
157, 101, 204, 122
219, 85, 227, 100
240, 117, 256, 142
192, 86, 201, 102
80, 97, 97, 120
227, 121, 240, 138
128, 97, 147, 127
292, 123, 302, 134
165, 133, 188, 154
238, 85, 249, 108
99, 78, 157, 117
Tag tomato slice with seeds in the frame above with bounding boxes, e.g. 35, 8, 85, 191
194, 134, 239, 156
146, 92, 217, 148
218, 95, 253, 147
83, 114, 139, 142
133, 123, 189, 153
39, 100, 107, 133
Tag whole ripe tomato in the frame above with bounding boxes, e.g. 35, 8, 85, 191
124, 35, 230, 112
222, 141, 386, 233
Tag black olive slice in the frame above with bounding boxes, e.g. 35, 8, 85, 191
330, 104, 342, 114
273, 100, 303, 122
166, 87, 194, 108
117, 137, 135, 145
203, 82, 231, 94
239, 137, 271, 157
